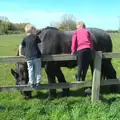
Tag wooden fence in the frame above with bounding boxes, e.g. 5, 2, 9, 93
0, 51, 120, 103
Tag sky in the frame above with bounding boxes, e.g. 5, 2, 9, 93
0, 0, 120, 30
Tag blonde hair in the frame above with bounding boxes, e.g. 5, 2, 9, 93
76, 21, 86, 28
24, 24, 36, 34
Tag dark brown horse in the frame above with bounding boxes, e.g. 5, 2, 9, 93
11, 27, 117, 99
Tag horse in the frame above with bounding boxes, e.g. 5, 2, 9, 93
11, 27, 117, 99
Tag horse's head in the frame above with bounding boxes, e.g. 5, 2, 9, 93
11, 63, 28, 85
11, 53, 32, 99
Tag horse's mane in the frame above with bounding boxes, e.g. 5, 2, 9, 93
36, 26, 58, 35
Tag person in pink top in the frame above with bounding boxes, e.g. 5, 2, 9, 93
71, 21, 93, 81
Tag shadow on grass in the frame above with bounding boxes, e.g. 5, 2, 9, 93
29, 84, 120, 104
99, 85, 120, 104
32, 91, 48, 99
99, 95, 120, 105
0, 105, 6, 111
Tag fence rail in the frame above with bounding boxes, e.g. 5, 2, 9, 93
1, 52, 120, 63
0, 79, 119, 92
0, 51, 120, 103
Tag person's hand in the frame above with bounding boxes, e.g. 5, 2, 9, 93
20, 55, 26, 58
71, 53, 73, 55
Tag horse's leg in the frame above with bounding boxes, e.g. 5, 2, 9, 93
103, 59, 118, 93
54, 66, 69, 97
103, 59, 116, 79
44, 63, 56, 99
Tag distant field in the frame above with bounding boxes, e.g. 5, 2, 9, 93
0, 33, 120, 120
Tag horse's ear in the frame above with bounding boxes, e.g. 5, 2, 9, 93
11, 68, 18, 78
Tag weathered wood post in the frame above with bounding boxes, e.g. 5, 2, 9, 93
91, 51, 102, 103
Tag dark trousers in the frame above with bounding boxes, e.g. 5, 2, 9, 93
76, 48, 92, 81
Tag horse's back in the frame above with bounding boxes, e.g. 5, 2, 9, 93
63, 28, 112, 52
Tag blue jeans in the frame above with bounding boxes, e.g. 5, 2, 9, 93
27, 58, 42, 84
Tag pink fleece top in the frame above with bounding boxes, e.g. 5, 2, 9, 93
71, 28, 93, 54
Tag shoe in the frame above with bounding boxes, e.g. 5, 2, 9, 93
75, 74, 80, 81
28, 83, 34, 88
36, 83, 40, 90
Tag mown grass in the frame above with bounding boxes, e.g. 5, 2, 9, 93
0, 33, 120, 120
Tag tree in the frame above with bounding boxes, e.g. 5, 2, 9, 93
57, 14, 76, 30
8, 22, 19, 31
0, 21, 10, 34
0, 16, 30, 34
18, 23, 26, 31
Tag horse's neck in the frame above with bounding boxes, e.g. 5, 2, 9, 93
16, 50, 27, 68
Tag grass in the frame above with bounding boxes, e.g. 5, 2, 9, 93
0, 33, 120, 120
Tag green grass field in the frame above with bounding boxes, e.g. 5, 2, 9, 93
0, 33, 120, 120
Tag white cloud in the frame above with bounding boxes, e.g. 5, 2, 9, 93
0, 10, 65, 28
0, 11, 119, 30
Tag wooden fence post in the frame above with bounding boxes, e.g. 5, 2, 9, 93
91, 51, 102, 103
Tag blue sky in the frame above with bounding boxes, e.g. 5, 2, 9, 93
0, 0, 120, 30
